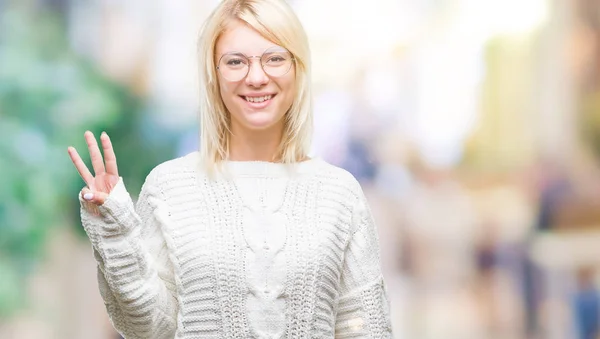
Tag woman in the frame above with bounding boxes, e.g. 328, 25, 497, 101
67, 0, 392, 338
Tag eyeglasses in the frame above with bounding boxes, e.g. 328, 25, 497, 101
217, 46, 295, 82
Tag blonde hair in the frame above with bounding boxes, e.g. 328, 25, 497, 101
197, 0, 313, 171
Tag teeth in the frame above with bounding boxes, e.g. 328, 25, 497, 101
245, 95, 272, 103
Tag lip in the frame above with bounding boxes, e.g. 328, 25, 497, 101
240, 92, 276, 97
239, 93, 276, 109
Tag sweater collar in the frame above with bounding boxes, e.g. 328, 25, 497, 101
221, 158, 321, 177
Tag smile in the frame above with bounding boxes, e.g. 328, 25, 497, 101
243, 95, 274, 103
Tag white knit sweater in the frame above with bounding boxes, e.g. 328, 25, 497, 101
80, 152, 392, 339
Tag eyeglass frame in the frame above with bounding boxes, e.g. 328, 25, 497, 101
216, 47, 296, 82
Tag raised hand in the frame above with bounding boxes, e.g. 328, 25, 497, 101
68, 131, 120, 205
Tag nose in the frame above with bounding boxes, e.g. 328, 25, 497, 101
245, 58, 269, 87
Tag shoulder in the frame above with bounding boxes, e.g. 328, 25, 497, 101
311, 159, 360, 185
143, 151, 203, 187
307, 159, 372, 234
306, 158, 365, 204
152, 151, 201, 173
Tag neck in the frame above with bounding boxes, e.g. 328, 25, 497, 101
228, 124, 283, 162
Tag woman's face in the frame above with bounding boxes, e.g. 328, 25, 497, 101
215, 20, 296, 134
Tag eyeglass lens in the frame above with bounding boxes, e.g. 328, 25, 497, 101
218, 47, 293, 81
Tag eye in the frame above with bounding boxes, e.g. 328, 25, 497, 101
264, 54, 288, 65
226, 58, 246, 66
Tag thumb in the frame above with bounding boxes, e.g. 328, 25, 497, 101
81, 187, 109, 205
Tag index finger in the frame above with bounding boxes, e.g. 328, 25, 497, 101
67, 146, 95, 189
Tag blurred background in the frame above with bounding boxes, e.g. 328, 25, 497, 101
1, 0, 600, 338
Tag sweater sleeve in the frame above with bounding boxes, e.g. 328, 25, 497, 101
79, 169, 178, 339
335, 191, 393, 338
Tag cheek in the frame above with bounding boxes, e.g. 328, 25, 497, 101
280, 78, 296, 108
219, 81, 234, 97
219, 82, 239, 108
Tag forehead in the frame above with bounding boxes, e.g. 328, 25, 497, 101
216, 20, 279, 56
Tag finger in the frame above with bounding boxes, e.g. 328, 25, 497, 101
68, 147, 95, 188
85, 131, 105, 176
81, 187, 93, 200
100, 132, 119, 176
81, 188, 108, 205
92, 191, 108, 205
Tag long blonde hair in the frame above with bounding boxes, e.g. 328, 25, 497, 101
197, 0, 313, 171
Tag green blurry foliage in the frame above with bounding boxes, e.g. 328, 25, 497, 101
581, 92, 600, 161
0, 5, 176, 317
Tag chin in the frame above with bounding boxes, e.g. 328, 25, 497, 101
243, 119, 280, 131
241, 112, 283, 130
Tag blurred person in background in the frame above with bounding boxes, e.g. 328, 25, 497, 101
66, 0, 392, 338
401, 157, 483, 338
572, 267, 600, 339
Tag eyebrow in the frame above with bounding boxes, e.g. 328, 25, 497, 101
221, 52, 246, 57
220, 47, 288, 57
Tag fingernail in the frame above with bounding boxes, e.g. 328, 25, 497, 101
83, 193, 94, 200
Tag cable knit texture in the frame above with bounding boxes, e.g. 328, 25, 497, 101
79, 152, 392, 339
